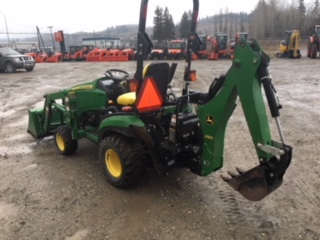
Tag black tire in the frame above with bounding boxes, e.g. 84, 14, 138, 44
307, 42, 311, 57
25, 67, 34, 72
310, 44, 318, 59
54, 125, 78, 155
100, 133, 146, 189
5, 62, 16, 73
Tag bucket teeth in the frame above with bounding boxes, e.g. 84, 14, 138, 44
227, 170, 239, 178
220, 167, 245, 181
220, 167, 246, 182
235, 167, 246, 175
220, 174, 232, 181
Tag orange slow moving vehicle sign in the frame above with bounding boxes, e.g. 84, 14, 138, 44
136, 77, 163, 113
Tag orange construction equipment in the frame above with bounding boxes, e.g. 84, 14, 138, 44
121, 48, 135, 60
86, 48, 135, 62
69, 45, 94, 61
35, 53, 48, 63
167, 40, 186, 60
25, 52, 38, 60
104, 49, 130, 61
46, 52, 63, 62
192, 35, 210, 60
207, 36, 219, 60
230, 32, 248, 59
86, 48, 105, 62
207, 33, 230, 60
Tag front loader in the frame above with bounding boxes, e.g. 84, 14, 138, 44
27, 0, 292, 202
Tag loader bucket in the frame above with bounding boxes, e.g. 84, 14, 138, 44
221, 144, 292, 201
27, 108, 44, 139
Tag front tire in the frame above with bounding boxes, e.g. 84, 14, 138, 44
54, 125, 78, 155
5, 62, 16, 73
100, 133, 145, 188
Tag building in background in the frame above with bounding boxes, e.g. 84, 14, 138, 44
0, 41, 39, 53
82, 37, 121, 49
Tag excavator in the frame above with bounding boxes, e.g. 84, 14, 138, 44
276, 30, 301, 58
27, 0, 292, 202
207, 33, 230, 60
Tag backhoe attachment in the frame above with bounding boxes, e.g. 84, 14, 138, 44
197, 38, 292, 201
221, 143, 292, 201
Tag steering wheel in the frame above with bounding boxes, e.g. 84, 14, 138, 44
105, 69, 130, 83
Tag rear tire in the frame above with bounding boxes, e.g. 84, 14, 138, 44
307, 42, 311, 57
100, 133, 145, 188
54, 125, 78, 155
5, 62, 16, 73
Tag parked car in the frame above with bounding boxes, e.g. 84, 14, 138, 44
0, 47, 35, 73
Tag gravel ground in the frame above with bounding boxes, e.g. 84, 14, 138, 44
0, 54, 319, 240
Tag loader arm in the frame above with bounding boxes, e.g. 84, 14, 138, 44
197, 38, 292, 201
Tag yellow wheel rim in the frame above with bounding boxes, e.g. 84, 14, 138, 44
56, 133, 65, 151
105, 149, 122, 178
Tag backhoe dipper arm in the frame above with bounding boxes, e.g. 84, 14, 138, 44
197, 39, 292, 201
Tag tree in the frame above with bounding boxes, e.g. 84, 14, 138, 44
152, 6, 165, 41
250, 0, 267, 38
312, 0, 320, 24
179, 11, 192, 38
299, 0, 306, 29
163, 7, 175, 40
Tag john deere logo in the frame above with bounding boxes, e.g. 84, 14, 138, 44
206, 116, 214, 125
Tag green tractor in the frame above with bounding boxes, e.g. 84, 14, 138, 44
27, 0, 292, 201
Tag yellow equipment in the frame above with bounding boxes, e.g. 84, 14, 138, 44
277, 30, 301, 58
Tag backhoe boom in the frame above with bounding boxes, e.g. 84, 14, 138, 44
197, 38, 292, 201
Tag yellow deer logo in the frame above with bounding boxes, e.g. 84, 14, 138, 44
206, 116, 214, 125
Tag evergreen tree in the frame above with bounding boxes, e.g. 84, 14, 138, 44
163, 7, 175, 40
179, 11, 191, 38
152, 6, 165, 41
312, 0, 320, 23
299, 0, 306, 29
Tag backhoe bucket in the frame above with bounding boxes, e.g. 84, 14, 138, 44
221, 144, 292, 201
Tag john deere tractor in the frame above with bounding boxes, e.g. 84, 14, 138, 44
27, 0, 292, 202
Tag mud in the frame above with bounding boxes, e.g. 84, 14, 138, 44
0, 56, 319, 240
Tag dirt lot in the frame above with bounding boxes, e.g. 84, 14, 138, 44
0, 53, 319, 240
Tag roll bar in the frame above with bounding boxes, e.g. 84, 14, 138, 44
134, 0, 200, 88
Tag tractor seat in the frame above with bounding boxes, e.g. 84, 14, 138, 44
117, 62, 175, 106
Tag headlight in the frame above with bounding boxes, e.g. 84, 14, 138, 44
15, 57, 22, 62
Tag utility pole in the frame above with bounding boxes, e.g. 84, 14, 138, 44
0, 10, 10, 47
47, 26, 55, 52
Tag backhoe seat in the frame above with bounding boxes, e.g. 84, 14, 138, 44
117, 62, 173, 106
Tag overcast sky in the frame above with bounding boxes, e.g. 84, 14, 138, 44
0, 0, 314, 39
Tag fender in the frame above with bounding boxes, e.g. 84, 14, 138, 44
98, 114, 153, 144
